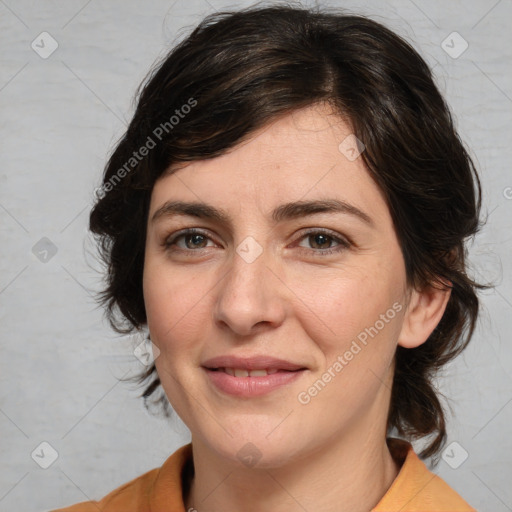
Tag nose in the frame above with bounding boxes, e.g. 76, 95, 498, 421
213, 244, 287, 336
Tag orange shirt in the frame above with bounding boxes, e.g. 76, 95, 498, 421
53, 438, 476, 511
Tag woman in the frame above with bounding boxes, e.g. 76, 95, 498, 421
55, 5, 483, 511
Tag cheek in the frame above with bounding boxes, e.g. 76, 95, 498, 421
286, 265, 396, 351
143, 261, 212, 415
142, 257, 213, 353
295, 272, 403, 411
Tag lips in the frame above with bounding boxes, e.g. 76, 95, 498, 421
202, 355, 307, 397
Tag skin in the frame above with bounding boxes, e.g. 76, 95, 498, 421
143, 103, 451, 512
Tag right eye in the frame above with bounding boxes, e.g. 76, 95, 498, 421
164, 228, 218, 251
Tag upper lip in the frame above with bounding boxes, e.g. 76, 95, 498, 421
202, 355, 306, 371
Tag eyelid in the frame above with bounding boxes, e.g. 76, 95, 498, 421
295, 227, 350, 244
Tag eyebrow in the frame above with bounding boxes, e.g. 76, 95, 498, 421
151, 199, 374, 227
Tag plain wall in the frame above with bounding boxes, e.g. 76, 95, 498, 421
1, 0, 511, 510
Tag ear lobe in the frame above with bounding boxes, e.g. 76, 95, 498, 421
398, 281, 452, 349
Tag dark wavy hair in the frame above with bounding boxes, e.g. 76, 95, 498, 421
89, 4, 486, 461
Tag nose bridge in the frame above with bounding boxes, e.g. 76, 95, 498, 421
214, 236, 285, 334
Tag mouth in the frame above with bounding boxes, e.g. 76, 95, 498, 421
201, 355, 308, 397
207, 367, 303, 377
202, 354, 306, 372
203, 365, 307, 397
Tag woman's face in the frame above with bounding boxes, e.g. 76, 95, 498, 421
143, 103, 410, 467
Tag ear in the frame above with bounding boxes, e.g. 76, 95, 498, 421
398, 281, 452, 349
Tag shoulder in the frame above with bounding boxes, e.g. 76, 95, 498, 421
51, 444, 193, 512
50, 467, 160, 512
373, 438, 476, 512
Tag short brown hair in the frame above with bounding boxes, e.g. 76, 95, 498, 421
90, 4, 486, 461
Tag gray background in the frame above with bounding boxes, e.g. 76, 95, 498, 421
1, 0, 511, 510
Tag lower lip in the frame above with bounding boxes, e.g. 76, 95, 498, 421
204, 368, 306, 397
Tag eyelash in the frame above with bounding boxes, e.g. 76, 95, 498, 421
163, 228, 351, 257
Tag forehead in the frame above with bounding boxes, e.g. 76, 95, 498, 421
150, 104, 389, 226
167, 104, 353, 177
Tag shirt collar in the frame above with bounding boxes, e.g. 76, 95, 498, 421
149, 438, 474, 511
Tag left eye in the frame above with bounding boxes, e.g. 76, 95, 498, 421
296, 231, 349, 253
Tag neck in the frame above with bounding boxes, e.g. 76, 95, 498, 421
184, 424, 400, 512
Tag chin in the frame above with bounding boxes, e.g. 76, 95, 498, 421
198, 428, 305, 470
